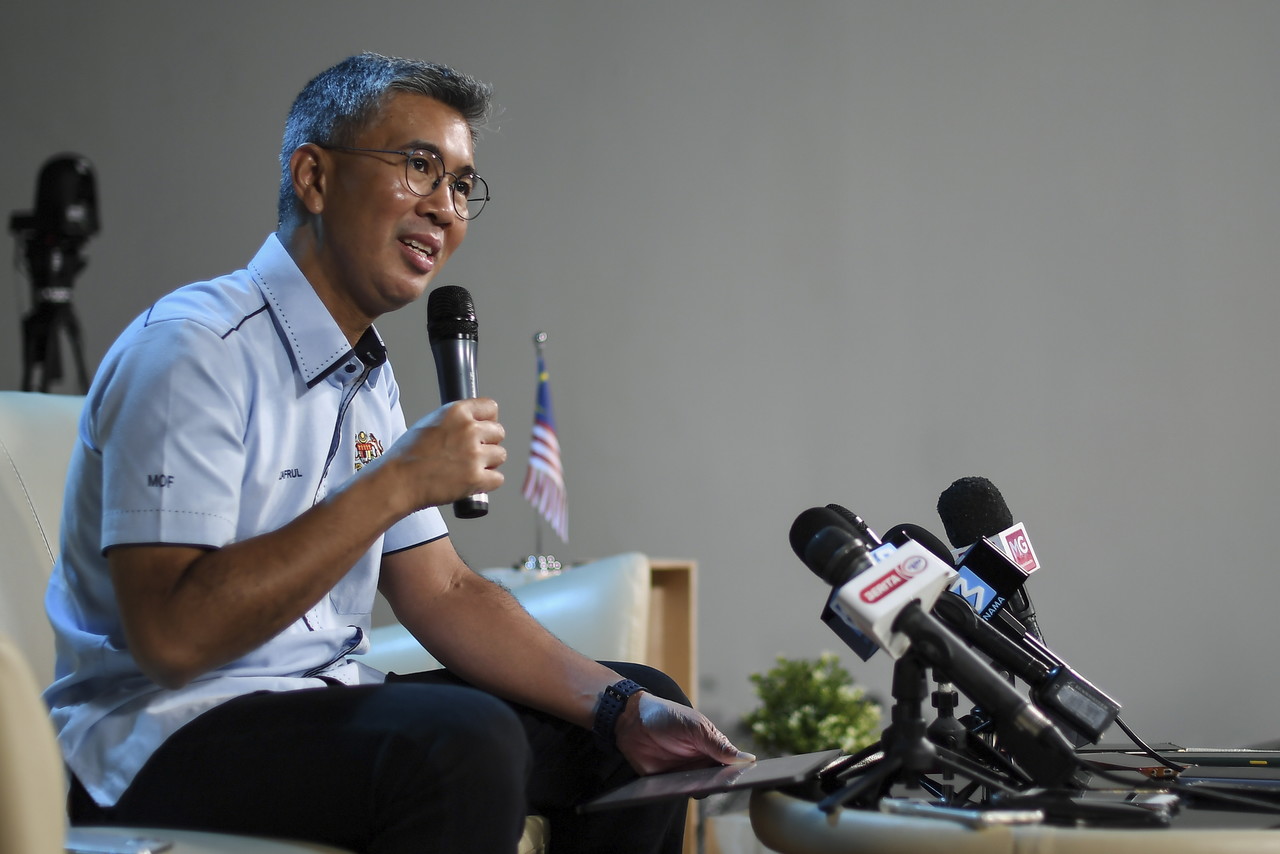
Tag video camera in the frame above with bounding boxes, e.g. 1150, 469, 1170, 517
9, 153, 99, 392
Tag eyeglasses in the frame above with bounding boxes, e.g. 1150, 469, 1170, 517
317, 145, 490, 220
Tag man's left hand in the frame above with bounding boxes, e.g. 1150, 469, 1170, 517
614, 692, 755, 776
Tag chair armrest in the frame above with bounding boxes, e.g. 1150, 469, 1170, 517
361, 552, 652, 675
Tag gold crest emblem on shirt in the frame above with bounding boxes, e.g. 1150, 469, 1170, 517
354, 431, 385, 470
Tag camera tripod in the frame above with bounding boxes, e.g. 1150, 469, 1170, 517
10, 153, 98, 394
22, 290, 89, 394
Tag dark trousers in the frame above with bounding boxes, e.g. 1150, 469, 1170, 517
69, 662, 687, 854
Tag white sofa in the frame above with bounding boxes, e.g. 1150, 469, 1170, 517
0, 390, 656, 854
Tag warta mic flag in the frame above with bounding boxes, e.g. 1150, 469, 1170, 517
522, 333, 567, 541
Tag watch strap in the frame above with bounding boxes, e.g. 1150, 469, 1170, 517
592, 678, 644, 752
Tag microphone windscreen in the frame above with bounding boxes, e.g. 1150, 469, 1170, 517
937, 476, 1014, 548
823, 503, 861, 530
882, 523, 956, 566
789, 507, 851, 562
790, 507, 873, 587
824, 503, 881, 546
426, 285, 478, 341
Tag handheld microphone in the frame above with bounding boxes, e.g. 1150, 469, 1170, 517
426, 285, 488, 519
938, 477, 1042, 639
791, 508, 1081, 786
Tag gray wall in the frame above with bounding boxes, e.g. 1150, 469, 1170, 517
4, 1, 1278, 749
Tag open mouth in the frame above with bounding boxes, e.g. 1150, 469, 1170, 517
401, 238, 437, 261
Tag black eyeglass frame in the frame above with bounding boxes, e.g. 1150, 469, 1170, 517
316, 144, 490, 220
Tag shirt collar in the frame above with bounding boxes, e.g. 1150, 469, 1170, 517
249, 234, 388, 388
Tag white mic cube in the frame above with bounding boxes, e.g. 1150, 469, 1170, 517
829, 539, 957, 659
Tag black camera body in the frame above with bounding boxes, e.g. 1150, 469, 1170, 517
10, 153, 100, 299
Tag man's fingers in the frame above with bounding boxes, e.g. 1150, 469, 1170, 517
458, 396, 500, 421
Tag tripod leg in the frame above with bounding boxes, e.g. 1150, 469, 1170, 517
818, 754, 903, 813
964, 730, 1033, 787
931, 744, 1025, 797
819, 740, 883, 781
21, 308, 51, 393
63, 304, 90, 393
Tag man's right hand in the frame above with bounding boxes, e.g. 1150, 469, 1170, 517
379, 397, 506, 512
110, 398, 505, 690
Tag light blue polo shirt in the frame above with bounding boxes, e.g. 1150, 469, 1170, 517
44, 234, 448, 807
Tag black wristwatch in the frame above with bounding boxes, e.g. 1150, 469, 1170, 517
593, 678, 644, 752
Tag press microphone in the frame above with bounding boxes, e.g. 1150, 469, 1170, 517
884, 522, 1035, 642
938, 477, 1042, 639
881, 523, 1119, 744
791, 508, 1081, 786
426, 285, 488, 519
792, 507, 955, 659
816, 504, 886, 661
825, 503, 882, 546
818, 513, 1030, 662
882, 523, 950, 564
934, 479, 1125, 744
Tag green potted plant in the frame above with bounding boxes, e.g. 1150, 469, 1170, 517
705, 653, 882, 854
743, 652, 882, 756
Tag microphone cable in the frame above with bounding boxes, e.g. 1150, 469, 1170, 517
1112, 715, 1187, 774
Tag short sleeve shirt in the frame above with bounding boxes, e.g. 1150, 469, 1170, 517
43, 234, 447, 806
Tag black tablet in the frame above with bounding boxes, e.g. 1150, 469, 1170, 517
579, 749, 843, 812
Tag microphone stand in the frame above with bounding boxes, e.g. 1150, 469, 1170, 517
818, 654, 1025, 813
930, 683, 1033, 804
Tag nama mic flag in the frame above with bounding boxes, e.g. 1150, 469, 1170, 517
522, 341, 567, 541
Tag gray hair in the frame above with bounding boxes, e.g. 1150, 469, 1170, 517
277, 52, 493, 226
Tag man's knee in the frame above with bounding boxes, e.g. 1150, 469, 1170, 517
358, 685, 531, 852
371, 683, 531, 773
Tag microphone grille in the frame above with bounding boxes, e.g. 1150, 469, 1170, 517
427, 285, 478, 341
936, 476, 1014, 548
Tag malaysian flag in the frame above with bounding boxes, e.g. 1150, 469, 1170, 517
522, 334, 567, 541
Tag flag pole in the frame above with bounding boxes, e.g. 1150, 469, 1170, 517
521, 329, 568, 560
531, 331, 547, 559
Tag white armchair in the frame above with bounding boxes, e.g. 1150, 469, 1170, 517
363, 553, 652, 675
0, 390, 665, 854
0, 631, 348, 854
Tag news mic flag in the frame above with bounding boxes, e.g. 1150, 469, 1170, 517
522, 332, 568, 542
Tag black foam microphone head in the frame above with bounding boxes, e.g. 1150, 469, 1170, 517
426, 285, 478, 342
790, 507, 846, 562
789, 507, 870, 587
937, 476, 1014, 548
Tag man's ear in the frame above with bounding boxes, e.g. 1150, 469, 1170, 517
289, 144, 327, 216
